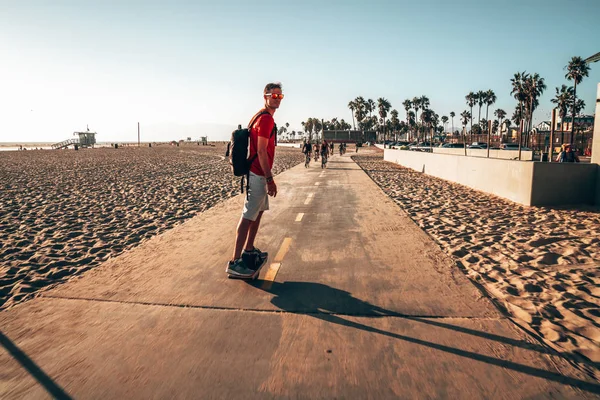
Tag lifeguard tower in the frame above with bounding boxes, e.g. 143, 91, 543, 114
52, 127, 97, 149
201, 136, 208, 145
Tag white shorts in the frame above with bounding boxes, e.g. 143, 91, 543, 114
242, 172, 269, 221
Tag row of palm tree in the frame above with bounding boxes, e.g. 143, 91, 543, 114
346, 97, 394, 141
299, 117, 356, 142
300, 55, 591, 151
300, 118, 323, 141
464, 90, 497, 133
277, 122, 291, 139
551, 85, 586, 144
508, 72, 546, 148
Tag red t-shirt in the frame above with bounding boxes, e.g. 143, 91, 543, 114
249, 111, 276, 176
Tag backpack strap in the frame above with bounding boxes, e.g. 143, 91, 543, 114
241, 110, 272, 198
247, 110, 273, 165
248, 109, 271, 129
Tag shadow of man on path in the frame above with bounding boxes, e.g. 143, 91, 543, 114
249, 280, 599, 393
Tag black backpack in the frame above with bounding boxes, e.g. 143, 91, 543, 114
225, 110, 275, 193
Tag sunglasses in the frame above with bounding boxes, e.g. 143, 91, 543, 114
265, 93, 284, 100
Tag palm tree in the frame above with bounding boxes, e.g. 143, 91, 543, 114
441, 115, 449, 134
465, 92, 476, 138
565, 56, 591, 144
278, 126, 287, 140
354, 96, 367, 129
460, 110, 471, 155
476, 90, 486, 124
484, 90, 496, 128
377, 97, 392, 143
510, 71, 529, 150
420, 109, 433, 147
330, 117, 339, 130
551, 85, 573, 144
523, 73, 546, 146
450, 111, 455, 135
412, 97, 421, 141
347, 101, 356, 130
573, 98, 587, 148
302, 119, 314, 142
432, 112, 440, 147
390, 109, 400, 140
418, 96, 430, 142
494, 109, 506, 140
402, 99, 412, 139
420, 95, 430, 111
407, 111, 416, 139
367, 99, 375, 120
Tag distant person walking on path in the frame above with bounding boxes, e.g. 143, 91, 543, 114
227, 82, 283, 278
556, 144, 580, 163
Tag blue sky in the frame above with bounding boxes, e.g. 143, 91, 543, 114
1, 0, 599, 142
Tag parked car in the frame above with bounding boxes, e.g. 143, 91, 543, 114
468, 142, 488, 149
409, 142, 434, 152
440, 143, 465, 148
501, 143, 531, 151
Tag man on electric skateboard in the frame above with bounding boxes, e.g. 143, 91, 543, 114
226, 83, 283, 279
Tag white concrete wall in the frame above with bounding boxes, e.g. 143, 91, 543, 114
530, 163, 597, 206
384, 149, 597, 206
592, 83, 600, 205
433, 147, 534, 161
384, 149, 534, 204
591, 83, 600, 165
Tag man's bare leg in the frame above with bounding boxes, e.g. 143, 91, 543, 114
232, 217, 252, 261
245, 211, 264, 251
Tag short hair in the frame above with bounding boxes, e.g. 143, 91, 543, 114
264, 82, 282, 93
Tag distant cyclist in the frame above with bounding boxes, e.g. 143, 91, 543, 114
314, 143, 319, 162
302, 140, 312, 167
330, 142, 334, 156
320, 141, 329, 168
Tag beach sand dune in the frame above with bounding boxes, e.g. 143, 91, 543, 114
353, 153, 600, 380
0, 144, 304, 310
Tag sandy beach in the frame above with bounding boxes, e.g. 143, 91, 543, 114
353, 152, 600, 379
0, 143, 304, 310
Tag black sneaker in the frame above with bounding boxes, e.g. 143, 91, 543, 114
226, 258, 255, 277
242, 247, 268, 271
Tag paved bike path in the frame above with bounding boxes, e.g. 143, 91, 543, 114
1, 151, 597, 399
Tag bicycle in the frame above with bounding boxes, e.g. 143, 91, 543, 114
305, 152, 311, 168
321, 153, 327, 168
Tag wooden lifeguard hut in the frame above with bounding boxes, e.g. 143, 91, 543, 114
75, 127, 97, 147
52, 126, 97, 149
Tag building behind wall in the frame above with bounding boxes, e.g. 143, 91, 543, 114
532, 115, 594, 153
